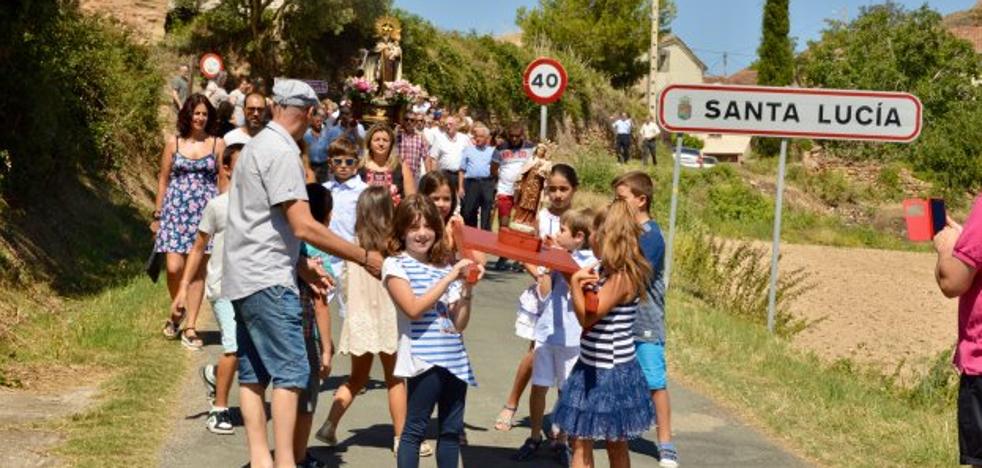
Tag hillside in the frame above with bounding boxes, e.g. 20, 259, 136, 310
79, 0, 169, 41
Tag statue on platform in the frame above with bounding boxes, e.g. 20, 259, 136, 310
362, 16, 403, 89
509, 142, 557, 234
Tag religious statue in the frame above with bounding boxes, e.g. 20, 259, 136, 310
509, 141, 556, 234
362, 16, 403, 90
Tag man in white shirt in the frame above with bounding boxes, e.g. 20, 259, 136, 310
228, 78, 253, 127
223, 79, 382, 468
612, 112, 633, 163
223, 93, 267, 146
428, 116, 471, 207
640, 116, 661, 166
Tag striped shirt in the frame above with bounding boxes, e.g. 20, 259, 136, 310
383, 253, 477, 386
579, 269, 639, 369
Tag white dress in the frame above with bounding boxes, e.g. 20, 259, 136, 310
337, 260, 399, 355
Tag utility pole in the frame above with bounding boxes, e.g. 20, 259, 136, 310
646, 0, 660, 118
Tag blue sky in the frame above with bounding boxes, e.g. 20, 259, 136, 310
393, 0, 976, 76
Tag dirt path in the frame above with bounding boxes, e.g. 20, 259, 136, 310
779, 243, 955, 378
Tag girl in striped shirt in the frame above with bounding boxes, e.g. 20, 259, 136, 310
382, 194, 478, 468
553, 200, 655, 468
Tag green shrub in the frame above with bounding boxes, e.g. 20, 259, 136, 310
673, 224, 811, 336
0, 2, 162, 199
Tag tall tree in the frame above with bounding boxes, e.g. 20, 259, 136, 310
754, 0, 793, 155
516, 0, 676, 89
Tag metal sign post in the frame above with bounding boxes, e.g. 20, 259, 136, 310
663, 134, 684, 290
540, 105, 548, 142
766, 139, 789, 333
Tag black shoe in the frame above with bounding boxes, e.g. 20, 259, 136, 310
206, 408, 234, 435
509, 261, 525, 273
552, 441, 572, 467
513, 437, 543, 461
489, 257, 509, 271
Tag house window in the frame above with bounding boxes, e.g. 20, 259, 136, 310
658, 50, 669, 72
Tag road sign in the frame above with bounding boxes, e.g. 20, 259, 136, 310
199, 53, 224, 79
523, 57, 568, 105
658, 84, 922, 142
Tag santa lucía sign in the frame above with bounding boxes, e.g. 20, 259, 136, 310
658, 84, 922, 142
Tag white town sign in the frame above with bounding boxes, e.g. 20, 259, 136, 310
658, 84, 922, 142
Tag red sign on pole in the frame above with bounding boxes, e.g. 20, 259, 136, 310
523, 57, 568, 105
199, 53, 224, 79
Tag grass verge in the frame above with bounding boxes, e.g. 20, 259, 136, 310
0, 278, 185, 467
668, 291, 956, 467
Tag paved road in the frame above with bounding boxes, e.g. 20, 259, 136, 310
159, 271, 808, 467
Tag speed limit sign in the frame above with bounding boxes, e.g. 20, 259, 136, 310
199, 53, 224, 79
523, 57, 567, 105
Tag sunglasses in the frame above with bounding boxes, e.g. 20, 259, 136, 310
331, 158, 358, 167
245, 107, 265, 114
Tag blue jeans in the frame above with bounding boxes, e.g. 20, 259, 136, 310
233, 285, 310, 389
398, 367, 467, 468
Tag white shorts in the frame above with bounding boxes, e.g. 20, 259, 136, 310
532, 343, 580, 388
514, 284, 541, 340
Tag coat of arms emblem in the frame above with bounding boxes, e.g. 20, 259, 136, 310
677, 97, 692, 121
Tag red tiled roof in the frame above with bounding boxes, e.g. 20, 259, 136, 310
725, 68, 758, 86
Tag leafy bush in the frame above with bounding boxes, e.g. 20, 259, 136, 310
673, 224, 811, 336
0, 1, 162, 199
788, 167, 859, 207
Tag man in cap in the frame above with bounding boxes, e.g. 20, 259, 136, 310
223, 79, 383, 468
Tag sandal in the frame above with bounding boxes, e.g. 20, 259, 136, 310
512, 437, 543, 461
162, 320, 181, 339
181, 327, 203, 350
494, 405, 517, 432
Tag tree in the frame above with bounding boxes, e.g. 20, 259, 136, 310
183, 0, 390, 82
753, 0, 793, 156
797, 3, 981, 191
516, 0, 676, 89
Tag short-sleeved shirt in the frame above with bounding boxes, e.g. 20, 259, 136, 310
170, 76, 189, 104
535, 249, 598, 347
303, 128, 328, 164
635, 219, 667, 343
492, 142, 535, 195
613, 118, 632, 135
538, 208, 561, 239
222, 122, 309, 300
641, 121, 660, 140
398, 132, 429, 180
323, 175, 367, 276
953, 195, 982, 375
429, 132, 471, 172
459, 144, 495, 179
197, 193, 229, 301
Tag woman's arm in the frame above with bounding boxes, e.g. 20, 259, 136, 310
171, 231, 211, 315
154, 137, 175, 219
384, 259, 472, 320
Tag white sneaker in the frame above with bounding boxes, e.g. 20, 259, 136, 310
206, 408, 234, 435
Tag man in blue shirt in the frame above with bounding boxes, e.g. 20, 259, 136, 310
303, 110, 329, 182
458, 124, 496, 230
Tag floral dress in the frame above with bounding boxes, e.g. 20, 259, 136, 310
154, 139, 218, 254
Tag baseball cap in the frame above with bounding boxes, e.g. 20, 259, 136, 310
272, 79, 319, 107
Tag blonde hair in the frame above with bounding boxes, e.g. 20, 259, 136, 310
594, 200, 651, 298
355, 186, 394, 252
363, 123, 399, 171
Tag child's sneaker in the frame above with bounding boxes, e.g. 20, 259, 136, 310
206, 408, 234, 435
200, 364, 216, 403
658, 442, 679, 467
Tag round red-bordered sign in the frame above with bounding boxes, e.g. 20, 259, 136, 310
523, 57, 568, 105
199, 53, 224, 79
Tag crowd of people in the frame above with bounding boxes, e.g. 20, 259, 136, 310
154, 68, 680, 468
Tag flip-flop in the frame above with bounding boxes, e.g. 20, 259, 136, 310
494, 405, 517, 432
162, 320, 180, 339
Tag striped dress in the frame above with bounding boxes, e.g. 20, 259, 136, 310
391, 253, 477, 386
552, 267, 654, 440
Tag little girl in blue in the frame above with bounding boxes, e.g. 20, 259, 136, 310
555, 199, 655, 468
382, 194, 478, 468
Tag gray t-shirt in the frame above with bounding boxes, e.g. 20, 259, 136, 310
222, 122, 308, 300
170, 76, 189, 105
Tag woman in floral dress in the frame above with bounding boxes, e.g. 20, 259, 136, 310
152, 94, 223, 349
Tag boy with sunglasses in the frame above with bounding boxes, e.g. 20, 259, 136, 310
321, 137, 367, 318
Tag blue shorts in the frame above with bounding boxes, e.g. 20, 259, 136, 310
233, 286, 310, 389
635, 341, 667, 390
210, 298, 237, 354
